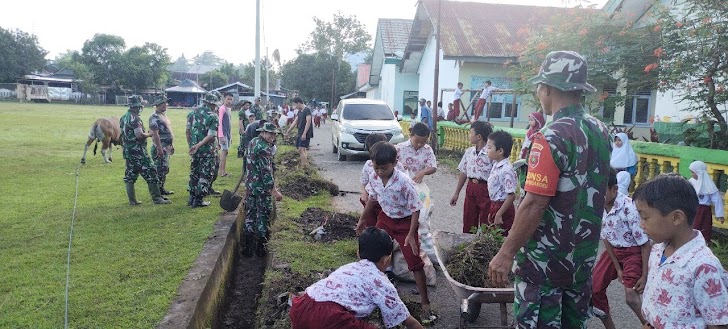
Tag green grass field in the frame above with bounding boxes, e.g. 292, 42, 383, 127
0, 102, 238, 327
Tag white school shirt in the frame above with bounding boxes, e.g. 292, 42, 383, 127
395, 140, 437, 175
487, 158, 516, 201
479, 85, 496, 99
454, 87, 463, 100
642, 231, 728, 328
366, 169, 422, 219
306, 260, 410, 328
360, 160, 405, 186
457, 146, 493, 180
600, 193, 648, 248
698, 191, 724, 217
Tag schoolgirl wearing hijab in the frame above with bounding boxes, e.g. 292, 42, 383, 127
616, 171, 631, 196
519, 112, 546, 160
689, 161, 725, 244
610, 133, 638, 176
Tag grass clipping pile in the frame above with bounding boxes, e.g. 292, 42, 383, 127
445, 228, 505, 288
276, 150, 339, 200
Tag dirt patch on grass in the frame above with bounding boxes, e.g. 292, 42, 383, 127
276, 149, 300, 170
293, 207, 358, 243
279, 172, 339, 200
214, 251, 268, 329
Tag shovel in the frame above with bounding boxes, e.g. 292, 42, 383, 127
220, 173, 245, 212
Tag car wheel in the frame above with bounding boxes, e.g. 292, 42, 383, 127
337, 147, 346, 161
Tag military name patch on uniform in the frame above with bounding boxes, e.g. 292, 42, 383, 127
524, 133, 559, 196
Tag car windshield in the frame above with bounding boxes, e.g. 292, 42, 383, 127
342, 104, 394, 120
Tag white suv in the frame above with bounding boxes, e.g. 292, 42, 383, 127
331, 99, 406, 161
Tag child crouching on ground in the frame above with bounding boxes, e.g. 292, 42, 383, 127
634, 173, 728, 328
450, 121, 494, 233
355, 141, 437, 324
485, 131, 516, 236
689, 160, 725, 244
290, 227, 424, 329
592, 169, 649, 328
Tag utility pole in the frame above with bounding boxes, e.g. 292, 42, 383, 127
266, 47, 270, 107
431, 0, 441, 151
254, 0, 261, 100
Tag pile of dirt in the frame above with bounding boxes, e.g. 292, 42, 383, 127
279, 172, 339, 200
445, 230, 505, 288
293, 207, 358, 243
214, 249, 268, 329
276, 150, 300, 170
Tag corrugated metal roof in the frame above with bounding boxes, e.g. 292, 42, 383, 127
166, 79, 206, 94
378, 18, 413, 58
420, 0, 576, 58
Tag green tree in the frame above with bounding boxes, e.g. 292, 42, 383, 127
653, 0, 728, 149
509, 8, 660, 119
199, 70, 229, 90
300, 12, 371, 106
281, 54, 354, 103
0, 27, 48, 82
169, 54, 190, 72
192, 51, 225, 67
81, 34, 126, 86
55, 51, 97, 94
116, 43, 170, 92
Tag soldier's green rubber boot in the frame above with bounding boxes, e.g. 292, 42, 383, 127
126, 182, 142, 206
148, 182, 171, 204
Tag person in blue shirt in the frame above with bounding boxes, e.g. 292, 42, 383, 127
418, 98, 433, 128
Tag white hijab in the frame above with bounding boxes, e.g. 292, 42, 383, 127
616, 171, 631, 196
689, 161, 718, 195
610, 133, 638, 169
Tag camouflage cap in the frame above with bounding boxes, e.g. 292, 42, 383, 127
151, 94, 171, 106
202, 91, 222, 106
256, 122, 278, 134
528, 51, 596, 93
128, 95, 144, 108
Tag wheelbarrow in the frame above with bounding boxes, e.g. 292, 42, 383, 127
433, 231, 515, 328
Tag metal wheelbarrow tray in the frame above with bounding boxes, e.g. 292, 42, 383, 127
433, 231, 515, 328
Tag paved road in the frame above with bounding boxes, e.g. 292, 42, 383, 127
306, 121, 641, 328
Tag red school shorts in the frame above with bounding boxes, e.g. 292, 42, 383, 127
591, 245, 643, 313
359, 198, 383, 228
462, 179, 490, 233
290, 293, 377, 329
488, 200, 514, 236
376, 211, 424, 272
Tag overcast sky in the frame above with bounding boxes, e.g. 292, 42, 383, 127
1, 0, 608, 66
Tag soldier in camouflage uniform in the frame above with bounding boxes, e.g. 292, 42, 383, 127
208, 91, 223, 196
487, 51, 611, 328
242, 122, 283, 257
186, 92, 220, 208
120, 95, 171, 205
251, 97, 264, 121
149, 94, 175, 195
237, 100, 252, 158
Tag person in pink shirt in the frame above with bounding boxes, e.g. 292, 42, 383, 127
395, 122, 437, 184
634, 173, 728, 329
591, 169, 649, 329
290, 227, 423, 329
356, 142, 437, 324
217, 92, 233, 177
450, 121, 494, 233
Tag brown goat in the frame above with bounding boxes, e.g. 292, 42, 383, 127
81, 118, 122, 164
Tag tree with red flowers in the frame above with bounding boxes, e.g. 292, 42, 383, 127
509, 6, 660, 119
654, 0, 728, 149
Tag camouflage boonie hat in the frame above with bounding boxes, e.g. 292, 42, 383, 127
203, 91, 221, 106
528, 51, 596, 93
151, 94, 170, 106
256, 122, 278, 134
128, 95, 144, 107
